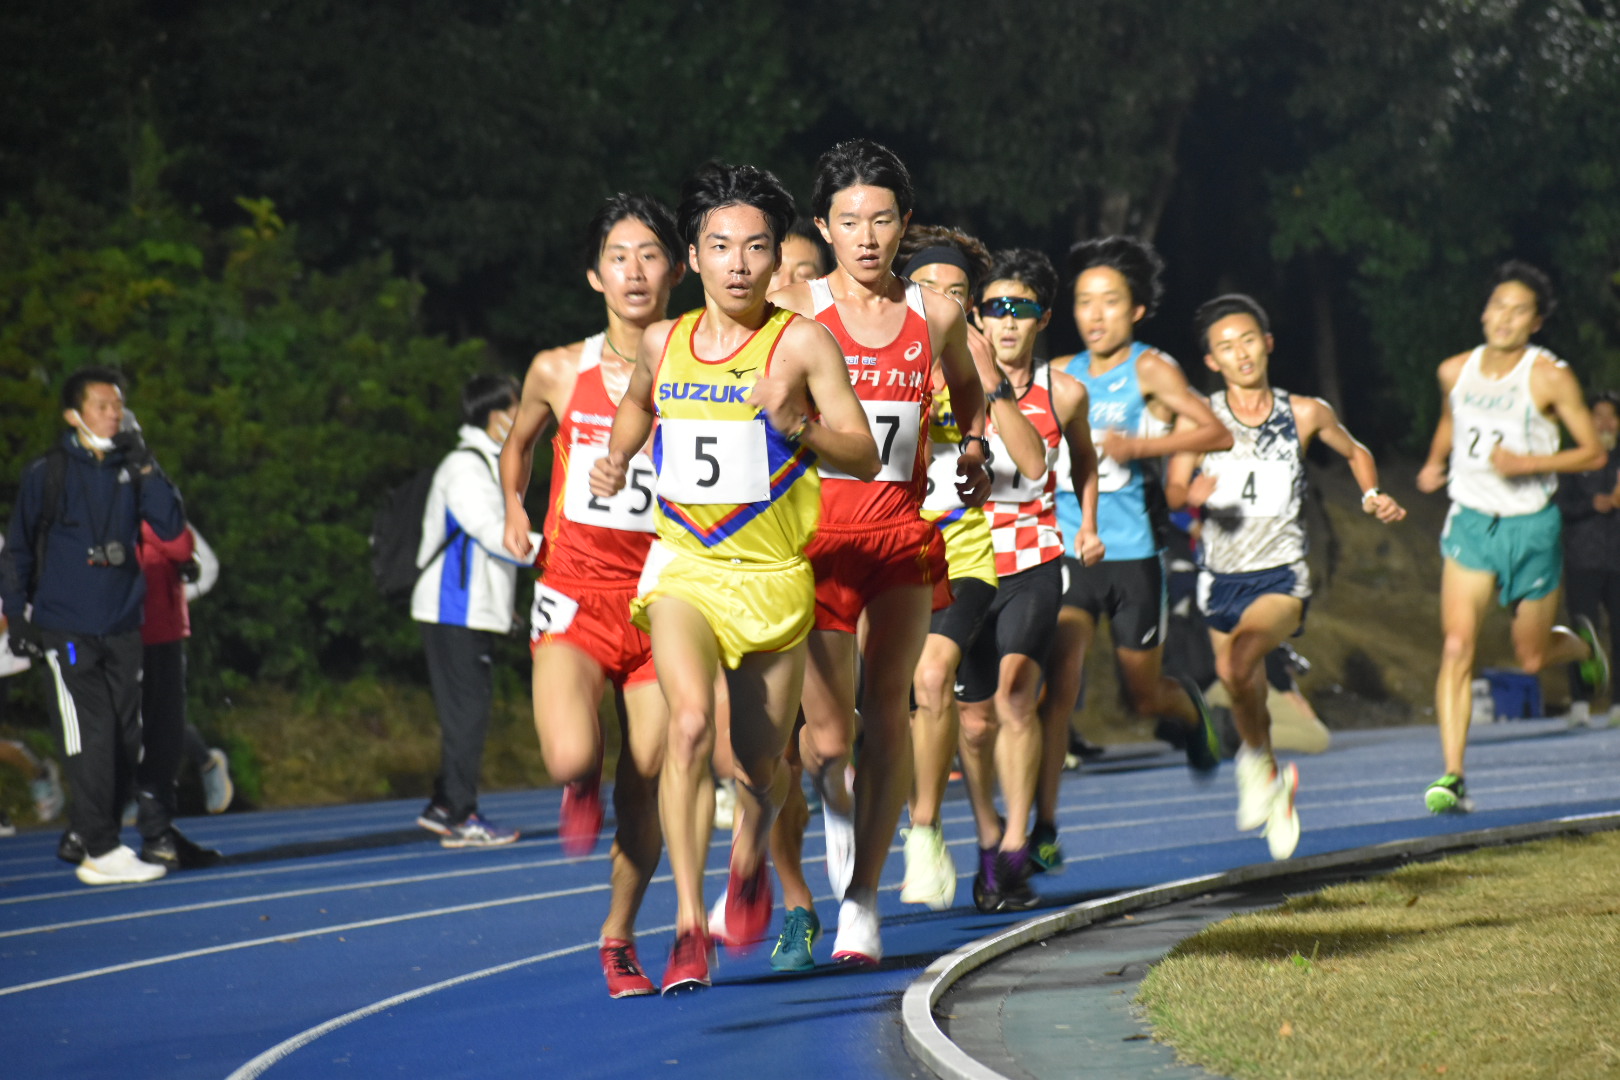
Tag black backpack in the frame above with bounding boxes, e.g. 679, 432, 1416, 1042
369, 447, 493, 602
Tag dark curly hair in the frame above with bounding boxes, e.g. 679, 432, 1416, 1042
1066, 235, 1166, 318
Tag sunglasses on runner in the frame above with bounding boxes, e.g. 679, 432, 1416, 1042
979, 297, 1045, 319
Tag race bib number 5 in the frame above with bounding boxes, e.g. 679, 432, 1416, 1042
821, 401, 922, 482
656, 417, 770, 505
563, 445, 657, 533
530, 582, 580, 636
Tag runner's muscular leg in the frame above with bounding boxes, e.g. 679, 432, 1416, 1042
1437, 560, 1497, 777
727, 646, 807, 881
799, 629, 857, 816
1116, 644, 1199, 730
770, 710, 813, 912
1510, 588, 1588, 673
1036, 606, 1095, 825
992, 652, 1044, 853
533, 644, 610, 785
912, 633, 964, 828
647, 599, 721, 934
957, 696, 1003, 848
850, 583, 931, 893
601, 680, 667, 943
1210, 594, 1303, 752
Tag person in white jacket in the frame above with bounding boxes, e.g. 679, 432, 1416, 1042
411, 374, 525, 847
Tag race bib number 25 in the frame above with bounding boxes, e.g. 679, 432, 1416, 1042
563, 445, 657, 533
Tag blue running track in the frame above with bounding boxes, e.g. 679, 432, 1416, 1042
3, 720, 1617, 1079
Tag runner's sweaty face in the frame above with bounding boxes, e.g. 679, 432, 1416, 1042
589, 217, 680, 327
1480, 280, 1543, 352
770, 234, 825, 292
817, 185, 908, 286
688, 203, 779, 318
1072, 266, 1143, 361
1204, 313, 1273, 390
979, 279, 1049, 367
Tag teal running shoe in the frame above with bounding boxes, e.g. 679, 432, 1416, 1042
769, 906, 821, 973
1425, 773, 1474, 814
1029, 820, 1064, 874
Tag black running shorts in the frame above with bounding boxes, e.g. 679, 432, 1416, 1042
1059, 553, 1167, 652
928, 577, 998, 653
956, 557, 1063, 703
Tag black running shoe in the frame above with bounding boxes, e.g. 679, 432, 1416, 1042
1179, 675, 1222, 777
1029, 821, 1064, 874
57, 830, 86, 864
140, 827, 222, 870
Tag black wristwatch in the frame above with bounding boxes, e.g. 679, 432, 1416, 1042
961, 434, 994, 466
985, 376, 1014, 405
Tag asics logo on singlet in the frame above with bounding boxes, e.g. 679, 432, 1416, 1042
658, 382, 751, 404
904, 341, 925, 362
570, 411, 615, 427
1093, 400, 1130, 425
1108, 377, 1128, 392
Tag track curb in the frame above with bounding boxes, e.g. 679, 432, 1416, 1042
901, 810, 1620, 1080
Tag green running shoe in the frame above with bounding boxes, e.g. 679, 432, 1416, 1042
1425, 773, 1474, 814
1577, 616, 1610, 696
769, 905, 821, 973
1029, 820, 1064, 874
1179, 676, 1223, 777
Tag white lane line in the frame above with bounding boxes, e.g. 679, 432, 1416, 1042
221, 931, 664, 1080
0, 854, 606, 939
0, 881, 608, 998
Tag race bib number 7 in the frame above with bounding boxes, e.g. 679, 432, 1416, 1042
563, 445, 658, 533
821, 401, 921, 482
656, 417, 770, 505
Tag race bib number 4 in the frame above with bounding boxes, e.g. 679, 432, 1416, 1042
1203, 459, 1294, 517
530, 581, 580, 636
563, 445, 657, 533
820, 401, 922, 482
656, 417, 770, 505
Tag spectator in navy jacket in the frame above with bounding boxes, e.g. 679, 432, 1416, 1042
1, 366, 187, 885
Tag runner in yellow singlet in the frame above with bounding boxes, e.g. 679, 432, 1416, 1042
589, 162, 877, 994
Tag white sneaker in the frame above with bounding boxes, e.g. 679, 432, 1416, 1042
1263, 763, 1301, 860
900, 824, 957, 910
1569, 701, 1593, 728
202, 748, 234, 814
76, 844, 166, 886
31, 760, 64, 822
1235, 746, 1275, 831
830, 888, 882, 965
712, 778, 736, 831
707, 888, 731, 945
815, 771, 856, 902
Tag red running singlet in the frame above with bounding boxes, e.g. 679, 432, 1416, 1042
809, 277, 934, 525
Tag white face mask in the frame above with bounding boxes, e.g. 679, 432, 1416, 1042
491, 412, 514, 445
72, 410, 117, 452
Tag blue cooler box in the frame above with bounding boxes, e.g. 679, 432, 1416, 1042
1481, 668, 1542, 720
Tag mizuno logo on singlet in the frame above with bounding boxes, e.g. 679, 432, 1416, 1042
727, 366, 758, 380
659, 382, 751, 404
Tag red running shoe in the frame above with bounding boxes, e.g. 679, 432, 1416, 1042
600, 938, 656, 998
559, 777, 603, 857
723, 858, 773, 950
660, 929, 715, 995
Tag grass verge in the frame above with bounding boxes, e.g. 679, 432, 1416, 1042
1137, 831, 1620, 1079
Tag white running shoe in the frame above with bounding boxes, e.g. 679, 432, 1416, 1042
76, 844, 166, 886
31, 760, 64, 822
707, 887, 731, 945
899, 824, 957, 910
815, 771, 856, 902
1263, 763, 1301, 861
1235, 746, 1275, 831
202, 748, 234, 814
830, 888, 882, 965
712, 778, 736, 831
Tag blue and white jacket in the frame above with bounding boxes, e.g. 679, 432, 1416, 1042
410, 427, 525, 633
